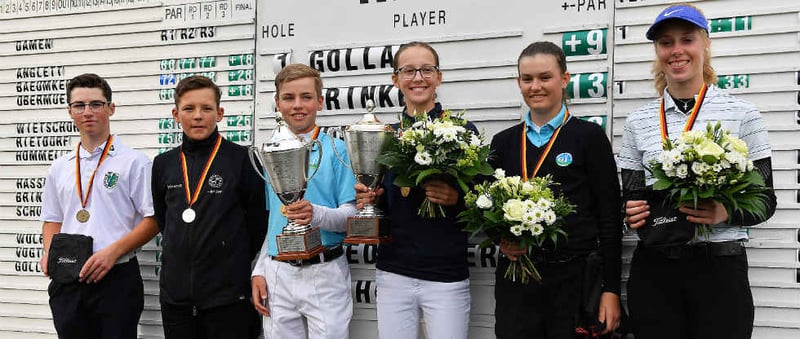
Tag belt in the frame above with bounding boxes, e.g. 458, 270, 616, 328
115, 251, 136, 265
277, 245, 344, 267
639, 241, 745, 259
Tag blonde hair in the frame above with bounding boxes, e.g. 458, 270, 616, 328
651, 3, 717, 94
274, 64, 323, 97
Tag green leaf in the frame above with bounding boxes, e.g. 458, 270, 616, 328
415, 168, 443, 185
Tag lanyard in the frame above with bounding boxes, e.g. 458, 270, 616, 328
521, 109, 569, 181
659, 83, 708, 142
180, 135, 222, 208
75, 135, 114, 209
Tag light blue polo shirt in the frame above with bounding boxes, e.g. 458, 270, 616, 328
525, 104, 569, 147
264, 131, 357, 256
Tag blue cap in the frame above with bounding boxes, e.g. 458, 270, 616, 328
646, 5, 709, 40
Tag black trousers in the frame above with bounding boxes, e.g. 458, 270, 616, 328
161, 299, 260, 339
494, 256, 586, 339
48, 257, 144, 339
627, 246, 754, 339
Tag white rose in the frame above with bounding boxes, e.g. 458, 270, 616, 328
681, 130, 704, 144
414, 151, 432, 166
695, 139, 725, 163
723, 135, 749, 154
503, 199, 526, 222
676, 164, 689, 179
476, 194, 493, 209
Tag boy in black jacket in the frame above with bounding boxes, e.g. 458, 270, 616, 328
151, 75, 268, 338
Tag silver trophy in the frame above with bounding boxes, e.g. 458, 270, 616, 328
331, 100, 394, 244
249, 116, 324, 260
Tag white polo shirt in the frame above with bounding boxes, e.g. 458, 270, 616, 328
41, 135, 155, 253
618, 85, 772, 242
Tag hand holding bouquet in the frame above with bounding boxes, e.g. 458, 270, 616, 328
648, 122, 769, 238
377, 110, 493, 218
459, 170, 575, 284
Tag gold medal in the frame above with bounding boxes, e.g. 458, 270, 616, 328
400, 187, 411, 197
76, 209, 90, 223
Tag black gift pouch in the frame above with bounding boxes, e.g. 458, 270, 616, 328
48, 233, 93, 284
631, 189, 694, 247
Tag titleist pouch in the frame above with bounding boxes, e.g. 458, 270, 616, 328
631, 189, 694, 247
48, 233, 93, 284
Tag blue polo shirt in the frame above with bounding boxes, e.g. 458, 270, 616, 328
525, 105, 569, 147
264, 132, 357, 256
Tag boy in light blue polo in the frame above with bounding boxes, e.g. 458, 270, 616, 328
251, 63, 357, 339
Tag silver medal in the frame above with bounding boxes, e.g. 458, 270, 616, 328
182, 208, 196, 223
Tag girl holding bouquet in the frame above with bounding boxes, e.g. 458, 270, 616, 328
489, 41, 622, 338
619, 4, 777, 338
355, 42, 477, 339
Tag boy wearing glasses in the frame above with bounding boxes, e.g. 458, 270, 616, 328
151, 75, 267, 338
40, 73, 158, 338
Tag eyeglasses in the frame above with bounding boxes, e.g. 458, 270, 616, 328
69, 101, 108, 114
394, 65, 439, 80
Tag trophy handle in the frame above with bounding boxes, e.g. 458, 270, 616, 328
306, 139, 323, 182
326, 126, 353, 170
247, 146, 269, 182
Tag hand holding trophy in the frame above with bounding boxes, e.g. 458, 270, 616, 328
330, 100, 394, 244
249, 116, 324, 260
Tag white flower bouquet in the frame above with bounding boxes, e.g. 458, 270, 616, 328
377, 110, 493, 218
459, 170, 575, 284
648, 122, 769, 238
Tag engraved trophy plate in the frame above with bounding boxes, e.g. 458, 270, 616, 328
249, 116, 325, 260
331, 100, 394, 244
275, 227, 324, 261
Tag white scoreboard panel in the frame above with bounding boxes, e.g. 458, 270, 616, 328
0, 0, 797, 338
613, 1, 800, 339
255, 1, 614, 338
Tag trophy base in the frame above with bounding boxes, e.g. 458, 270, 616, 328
275, 227, 325, 261
344, 216, 392, 245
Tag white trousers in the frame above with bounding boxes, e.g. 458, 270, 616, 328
262, 255, 353, 339
376, 269, 471, 339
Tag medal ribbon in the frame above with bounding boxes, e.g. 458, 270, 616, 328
180, 135, 223, 208
521, 109, 569, 181
75, 135, 114, 210
659, 83, 708, 143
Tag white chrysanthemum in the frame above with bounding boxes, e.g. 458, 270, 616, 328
414, 151, 432, 165
522, 199, 536, 211
521, 211, 537, 225
476, 194, 493, 209
494, 168, 506, 179
536, 198, 552, 209
543, 210, 556, 225
531, 223, 544, 236
510, 224, 524, 236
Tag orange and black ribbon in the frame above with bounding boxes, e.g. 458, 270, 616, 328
180, 135, 222, 209
75, 135, 114, 210
521, 109, 570, 181
659, 83, 708, 143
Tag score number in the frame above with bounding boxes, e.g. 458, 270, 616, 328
717, 74, 750, 89
562, 29, 607, 57
567, 72, 607, 99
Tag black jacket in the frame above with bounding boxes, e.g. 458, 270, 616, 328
152, 129, 268, 309
489, 119, 622, 294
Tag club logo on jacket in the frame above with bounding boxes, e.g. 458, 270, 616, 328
103, 171, 119, 189
555, 153, 573, 167
208, 174, 223, 189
